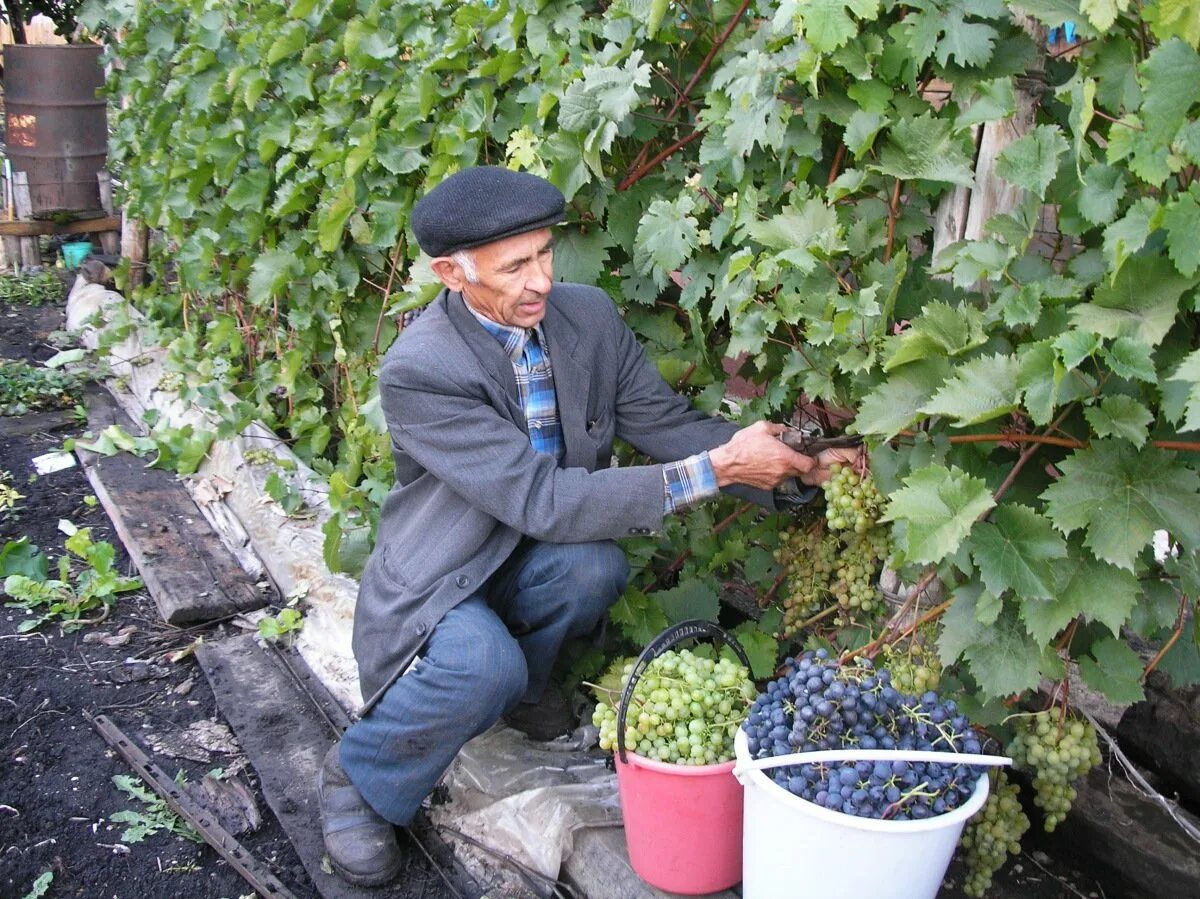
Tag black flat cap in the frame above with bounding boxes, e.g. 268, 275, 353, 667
410, 166, 565, 257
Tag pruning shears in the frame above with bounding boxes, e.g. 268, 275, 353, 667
779, 427, 863, 457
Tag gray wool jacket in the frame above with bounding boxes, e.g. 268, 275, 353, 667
352, 282, 774, 712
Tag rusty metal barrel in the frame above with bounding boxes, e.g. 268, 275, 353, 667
3, 44, 108, 215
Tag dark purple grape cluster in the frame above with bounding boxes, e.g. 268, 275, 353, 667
743, 649, 983, 820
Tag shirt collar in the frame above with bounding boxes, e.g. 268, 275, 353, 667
462, 296, 546, 363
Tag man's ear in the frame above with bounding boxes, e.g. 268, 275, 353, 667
430, 257, 466, 291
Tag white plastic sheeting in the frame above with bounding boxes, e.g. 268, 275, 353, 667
67, 276, 363, 710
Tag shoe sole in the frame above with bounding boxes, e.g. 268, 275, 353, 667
327, 851, 404, 888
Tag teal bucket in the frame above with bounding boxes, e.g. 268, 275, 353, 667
61, 240, 93, 269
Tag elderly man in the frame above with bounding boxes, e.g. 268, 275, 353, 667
318, 166, 858, 885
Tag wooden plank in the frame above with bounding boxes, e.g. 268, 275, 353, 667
75, 386, 267, 625
196, 635, 474, 899
96, 171, 121, 255
0, 214, 121, 237
12, 172, 40, 267
0, 407, 74, 438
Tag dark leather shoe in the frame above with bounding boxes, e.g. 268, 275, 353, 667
318, 743, 403, 887
503, 689, 576, 741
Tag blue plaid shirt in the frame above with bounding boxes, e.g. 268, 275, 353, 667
466, 300, 718, 515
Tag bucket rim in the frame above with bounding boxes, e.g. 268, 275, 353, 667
733, 729, 989, 833
616, 750, 737, 777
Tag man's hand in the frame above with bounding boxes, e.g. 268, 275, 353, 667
708, 421, 818, 490
798, 446, 866, 487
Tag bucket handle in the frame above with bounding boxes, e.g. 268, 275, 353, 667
733, 748, 1012, 785
616, 619, 751, 764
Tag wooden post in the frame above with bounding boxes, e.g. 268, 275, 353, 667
120, 212, 149, 286
0, 172, 14, 272
12, 172, 40, 269
931, 14, 1048, 269
96, 170, 120, 255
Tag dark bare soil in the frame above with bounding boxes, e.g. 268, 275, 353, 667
0, 289, 318, 899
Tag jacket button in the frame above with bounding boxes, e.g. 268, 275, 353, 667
414, 622, 427, 635
455, 574, 469, 588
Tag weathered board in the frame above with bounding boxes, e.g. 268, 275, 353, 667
195, 634, 478, 899
75, 386, 266, 624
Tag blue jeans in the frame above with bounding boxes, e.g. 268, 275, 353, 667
339, 539, 629, 824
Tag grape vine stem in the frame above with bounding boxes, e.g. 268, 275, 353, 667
1142, 593, 1191, 680
619, 0, 753, 190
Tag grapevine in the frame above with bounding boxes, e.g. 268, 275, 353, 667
591, 648, 756, 765
1008, 710, 1102, 832
959, 769, 1030, 897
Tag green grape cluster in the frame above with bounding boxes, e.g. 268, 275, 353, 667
1008, 711, 1101, 831
879, 635, 943, 696
591, 649, 756, 765
823, 463, 883, 533
775, 525, 838, 631
774, 526, 891, 637
960, 769, 1030, 897
829, 529, 890, 624
156, 370, 184, 392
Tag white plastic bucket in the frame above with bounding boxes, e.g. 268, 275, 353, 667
733, 729, 995, 899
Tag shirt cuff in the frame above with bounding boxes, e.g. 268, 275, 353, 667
663, 451, 720, 515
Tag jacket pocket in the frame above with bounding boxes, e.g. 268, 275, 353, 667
585, 409, 615, 470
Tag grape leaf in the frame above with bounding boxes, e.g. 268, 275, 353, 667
1017, 340, 1064, 426
883, 302, 988, 370
655, 579, 720, 624
1079, 636, 1145, 703
1069, 254, 1197, 348
1163, 188, 1200, 278
344, 18, 398, 62
1080, 164, 1123, 228
963, 605, 1047, 699
1166, 348, 1200, 431
1041, 441, 1200, 570
956, 78, 1016, 129
554, 227, 612, 286
730, 621, 780, 679
559, 53, 652, 140
610, 589, 669, 646
853, 358, 951, 440
1020, 552, 1140, 644
1102, 198, 1163, 279
795, 0, 882, 54
969, 504, 1067, 600
1158, 624, 1200, 688
1139, 38, 1200, 144
936, 10, 999, 68
1080, 0, 1131, 31
225, 169, 271, 212
247, 250, 302, 305
920, 353, 1020, 426
995, 125, 1069, 198
937, 582, 988, 665
874, 114, 975, 186
634, 194, 699, 287
1083, 395, 1153, 446
1148, 0, 1200, 47
883, 465, 995, 564
1102, 338, 1157, 383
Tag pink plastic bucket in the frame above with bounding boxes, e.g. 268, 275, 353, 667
615, 750, 744, 894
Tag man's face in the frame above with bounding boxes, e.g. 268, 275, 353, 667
455, 229, 555, 328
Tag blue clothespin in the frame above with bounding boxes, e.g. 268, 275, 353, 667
1064, 21, 1076, 43
1047, 26, 1059, 46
